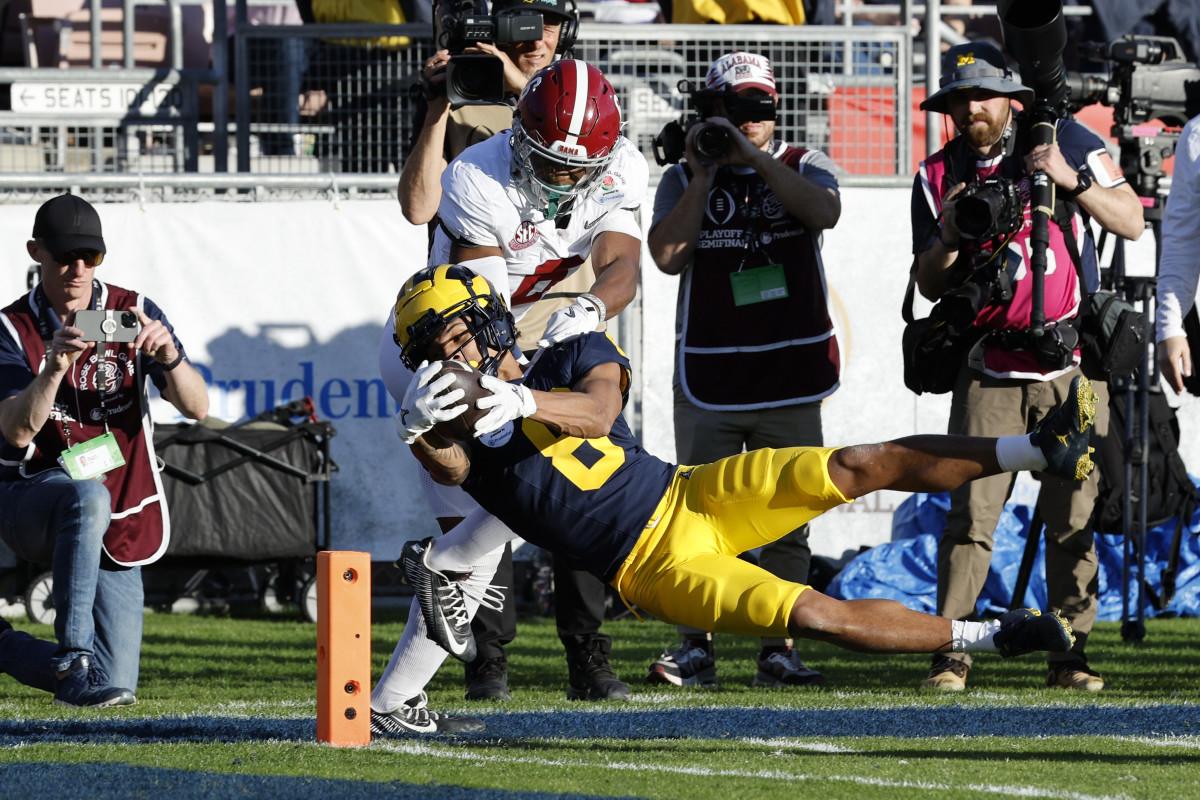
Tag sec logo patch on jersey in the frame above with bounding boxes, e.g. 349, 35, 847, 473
510, 220, 540, 251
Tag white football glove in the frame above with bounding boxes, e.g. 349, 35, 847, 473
535, 295, 603, 349
473, 374, 537, 436
395, 361, 467, 444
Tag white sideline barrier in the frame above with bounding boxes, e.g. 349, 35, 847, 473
0, 192, 1177, 563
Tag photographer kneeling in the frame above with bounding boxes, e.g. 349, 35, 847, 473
0, 194, 208, 707
912, 41, 1144, 693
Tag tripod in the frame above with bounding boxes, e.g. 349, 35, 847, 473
1010, 124, 1177, 641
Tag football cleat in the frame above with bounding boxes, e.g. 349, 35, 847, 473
1032, 374, 1099, 481
397, 538, 505, 663
992, 608, 1075, 658
369, 692, 485, 737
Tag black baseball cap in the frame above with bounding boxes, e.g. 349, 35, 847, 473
31, 194, 106, 256
920, 41, 1034, 114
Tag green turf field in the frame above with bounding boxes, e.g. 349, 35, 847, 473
1, 609, 1198, 799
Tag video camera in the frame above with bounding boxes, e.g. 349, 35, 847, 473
434, 0, 543, 107
651, 80, 776, 166
1065, 36, 1200, 128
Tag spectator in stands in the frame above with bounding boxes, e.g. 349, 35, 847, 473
645, 51, 839, 689
912, 41, 1143, 693
592, 0, 665, 24
226, 0, 308, 156
1157, 113, 1200, 393
667, 0, 804, 23
0, 194, 209, 707
304, 0, 422, 173
394, 1, 630, 706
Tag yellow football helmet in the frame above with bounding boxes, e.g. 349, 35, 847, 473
393, 264, 517, 375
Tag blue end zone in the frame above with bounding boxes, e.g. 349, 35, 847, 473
1, 704, 1198, 744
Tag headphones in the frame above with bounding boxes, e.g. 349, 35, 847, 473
555, 0, 579, 55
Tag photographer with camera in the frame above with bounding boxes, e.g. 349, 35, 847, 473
645, 51, 840, 689
912, 41, 1144, 693
0, 194, 209, 707
400, 0, 577, 230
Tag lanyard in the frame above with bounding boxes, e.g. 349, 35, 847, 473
32, 280, 114, 445
735, 175, 770, 273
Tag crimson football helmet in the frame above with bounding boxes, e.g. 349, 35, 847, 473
511, 60, 622, 218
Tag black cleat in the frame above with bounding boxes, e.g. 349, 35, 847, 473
369, 692, 485, 736
398, 538, 477, 663
993, 608, 1075, 658
1032, 374, 1099, 481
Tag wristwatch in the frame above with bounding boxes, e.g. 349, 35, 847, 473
1062, 170, 1093, 199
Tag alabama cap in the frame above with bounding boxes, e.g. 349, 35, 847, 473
705, 51, 777, 97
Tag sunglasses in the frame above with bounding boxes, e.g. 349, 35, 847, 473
53, 248, 104, 267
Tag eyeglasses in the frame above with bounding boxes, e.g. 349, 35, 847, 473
53, 248, 104, 267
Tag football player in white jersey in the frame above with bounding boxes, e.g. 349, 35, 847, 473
370, 60, 648, 735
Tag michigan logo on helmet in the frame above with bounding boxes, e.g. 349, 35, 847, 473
394, 264, 518, 375
512, 60, 622, 219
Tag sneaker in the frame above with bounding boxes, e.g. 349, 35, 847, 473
1032, 374, 1099, 481
1047, 662, 1107, 692
752, 646, 825, 687
646, 638, 718, 687
398, 538, 477, 663
992, 608, 1075, 658
464, 655, 511, 701
53, 655, 136, 708
920, 654, 969, 691
369, 692, 485, 736
565, 636, 632, 701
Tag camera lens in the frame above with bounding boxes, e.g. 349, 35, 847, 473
693, 124, 731, 161
121, 311, 138, 328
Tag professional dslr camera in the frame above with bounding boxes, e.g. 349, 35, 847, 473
954, 177, 1024, 241
433, 0, 543, 107
651, 81, 777, 166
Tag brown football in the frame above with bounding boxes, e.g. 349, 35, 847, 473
431, 361, 489, 442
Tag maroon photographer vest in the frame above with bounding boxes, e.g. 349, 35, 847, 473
676, 145, 840, 409
1, 282, 169, 566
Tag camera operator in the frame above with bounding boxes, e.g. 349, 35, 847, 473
399, 0, 577, 230
645, 51, 840, 689
913, 41, 1144, 693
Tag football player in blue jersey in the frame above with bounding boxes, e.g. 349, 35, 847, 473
389, 263, 1096, 691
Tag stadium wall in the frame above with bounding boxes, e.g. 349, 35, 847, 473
0, 191, 1172, 562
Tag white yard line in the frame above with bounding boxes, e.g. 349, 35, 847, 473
372, 740, 1135, 800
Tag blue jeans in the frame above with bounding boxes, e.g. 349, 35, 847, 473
0, 470, 144, 692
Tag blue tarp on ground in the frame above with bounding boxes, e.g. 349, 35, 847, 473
827, 489, 1200, 620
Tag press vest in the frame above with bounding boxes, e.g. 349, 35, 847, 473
0, 283, 170, 566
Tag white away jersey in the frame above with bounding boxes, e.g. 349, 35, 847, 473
430, 131, 647, 321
